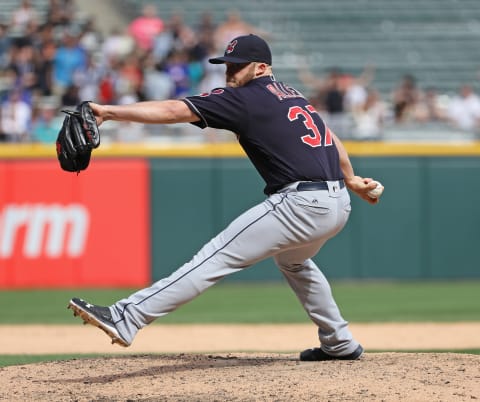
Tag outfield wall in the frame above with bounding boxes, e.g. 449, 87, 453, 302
0, 142, 479, 288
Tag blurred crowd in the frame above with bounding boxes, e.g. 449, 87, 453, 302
299, 67, 480, 141
0, 1, 268, 143
1, 0, 479, 144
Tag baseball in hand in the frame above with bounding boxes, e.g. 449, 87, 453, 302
367, 180, 384, 199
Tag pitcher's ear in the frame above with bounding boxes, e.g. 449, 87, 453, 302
255, 62, 269, 76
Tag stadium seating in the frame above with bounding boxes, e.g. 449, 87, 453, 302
1, 0, 50, 24
4, 0, 478, 98
3, 0, 478, 140
120, 0, 480, 98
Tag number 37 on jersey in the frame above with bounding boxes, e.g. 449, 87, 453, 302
287, 105, 333, 148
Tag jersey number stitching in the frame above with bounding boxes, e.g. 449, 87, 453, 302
287, 105, 333, 148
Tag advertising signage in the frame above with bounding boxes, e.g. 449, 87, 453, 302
0, 159, 150, 288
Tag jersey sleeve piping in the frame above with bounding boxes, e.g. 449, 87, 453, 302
182, 99, 209, 128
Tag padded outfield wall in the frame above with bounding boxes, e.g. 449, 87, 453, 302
0, 141, 479, 288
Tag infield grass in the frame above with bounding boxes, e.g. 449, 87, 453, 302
0, 280, 479, 324
0, 354, 102, 367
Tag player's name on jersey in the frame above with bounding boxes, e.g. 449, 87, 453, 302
266, 82, 304, 101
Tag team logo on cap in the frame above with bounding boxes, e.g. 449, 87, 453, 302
226, 39, 238, 54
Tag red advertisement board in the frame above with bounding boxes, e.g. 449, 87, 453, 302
0, 159, 150, 288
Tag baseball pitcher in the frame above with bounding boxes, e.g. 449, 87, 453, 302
68, 34, 382, 361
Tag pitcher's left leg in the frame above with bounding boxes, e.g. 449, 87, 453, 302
275, 245, 359, 356
273, 187, 360, 357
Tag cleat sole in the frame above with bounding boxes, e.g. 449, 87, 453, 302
68, 300, 130, 347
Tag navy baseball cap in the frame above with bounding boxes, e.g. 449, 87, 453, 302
209, 34, 272, 65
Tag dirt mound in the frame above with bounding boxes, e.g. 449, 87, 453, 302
1, 352, 479, 401
1, 323, 479, 400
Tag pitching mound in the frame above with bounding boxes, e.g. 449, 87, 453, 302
1, 352, 479, 401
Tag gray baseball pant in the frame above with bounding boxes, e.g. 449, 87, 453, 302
109, 181, 360, 355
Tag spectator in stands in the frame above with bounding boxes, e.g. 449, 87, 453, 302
351, 88, 388, 140
299, 66, 340, 111
323, 68, 346, 114
151, 27, 174, 65
35, 21, 56, 52
10, 0, 38, 36
0, 24, 11, 69
152, 12, 201, 65
213, 10, 267, 51
34, 38, 55, 96
391, 74, 422, 123
447, 84, 480, 132
151, 12, 209, 91
0, 64, 33, 107
0, 67, 18, 101
195, 11, 216, 51
197, 43, 226, 94
187, 56, 204, 95
31, 102, 62, 143
52, 28, 87, 95
8, 41, 36, 93
0, 88, 32, 142
72, 52, 103, 101
46, 0, 75, 27
116, 52, 144, 100
101, 28, 135, 66
321, 69, 354, 136
190, 30, 213, 64
128, 3, 164, 53
183, 12, 217, 69
60, 83, 80, 107
168, 13, 197, 54
164, 49, 191, 99
97, 70, 117, 104
413, 87, 447, 124
343, 65, 375, 115
141, 52, 174, 101
78, 17, 102, 54
298, 66, 350, 136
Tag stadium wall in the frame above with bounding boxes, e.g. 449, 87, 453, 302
0, 142, 479, 288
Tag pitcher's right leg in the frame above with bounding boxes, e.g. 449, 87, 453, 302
109, 193, 291, 345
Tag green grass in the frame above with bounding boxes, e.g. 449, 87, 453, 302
0, 281, 479, 324
0, 354, 102, 368
331, 281, 480, 322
